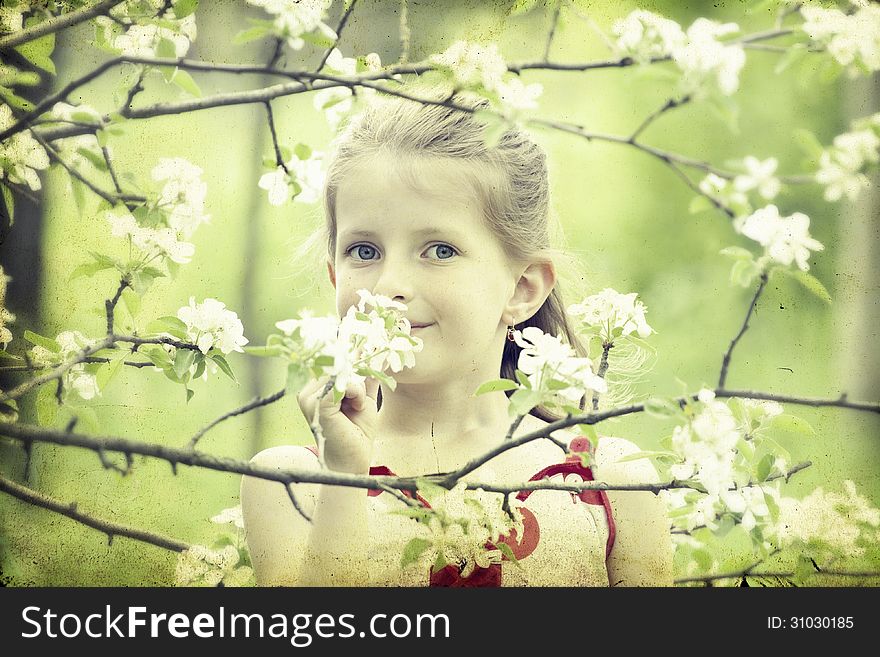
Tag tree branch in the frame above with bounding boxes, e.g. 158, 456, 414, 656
0, 0, 127, 50
719, 271, 769, 389
315, 0, 360, 73
0, 473, 189, 553
186, 387, 287, 451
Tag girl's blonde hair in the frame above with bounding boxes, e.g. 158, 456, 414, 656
320, 90, 592, 423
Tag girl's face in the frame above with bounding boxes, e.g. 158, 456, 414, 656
329, 154, 519, 384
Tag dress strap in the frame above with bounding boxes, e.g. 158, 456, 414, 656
513, 436, 617, 560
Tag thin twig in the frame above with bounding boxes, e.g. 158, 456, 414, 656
105, 278, 130, 336
0, 474, 189, 552
315, 0, 360, 72
504, 414, 525, 441
719, 271, 769, 389
630, 95, 691, 142
186, 387, 286, 450
0, 0, 127, 50
285, 484, 312, 523
264, 102, 288, 172
543, 1, 563, 62
592, 341, 613, 411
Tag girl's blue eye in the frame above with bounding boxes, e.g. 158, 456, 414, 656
348, 244, 378, 260
427, 244, 458, 260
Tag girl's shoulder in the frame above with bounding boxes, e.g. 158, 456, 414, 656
248, 444, 320, 470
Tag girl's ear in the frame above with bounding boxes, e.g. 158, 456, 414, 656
327, 261, 336, 288
504, 261, 556, 325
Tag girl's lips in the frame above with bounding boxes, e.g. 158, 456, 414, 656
411, 323, 433, 331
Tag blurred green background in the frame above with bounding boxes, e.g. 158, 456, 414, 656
0, 0, 877, 585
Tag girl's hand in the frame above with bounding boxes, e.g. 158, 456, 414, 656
296, 375, 380, 474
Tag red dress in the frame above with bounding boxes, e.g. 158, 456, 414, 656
304, 436, 616, 587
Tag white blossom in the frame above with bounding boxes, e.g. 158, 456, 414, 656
800, 4, 880, 76
107, 209, 196, 265
210, 506, 245, 529
51, 331, 101, 401
672, 19, 746, 97
733, 205, 824, 271
430, 41, 508, 92
246, 0, 336, 50
568, 288, 654, 342
512, 326, 607, 404
50, 102, 103, 126
0, 105, 49, 191
772, 480, 880, 560
612, 10, 686, 64
151, 157, 210, 238
108, 14, 197, 58
258, 166, 291, 206
177, 297, 249, 355
175, 544, 252, 587
733, 156, 781, 200
816, 127, 879, 202
259, 151, 325, 206
495, 76, 543, 112
698, 173, 749, 212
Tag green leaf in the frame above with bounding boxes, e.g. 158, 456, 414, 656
173, 348, 196, 379
1, 184, 14, 227
0, 349, 23, 361
614, 450, 678, 464
233, 25, 270, 45
173, 0, 199, 19
211, 354, 237, 383
172, 69, 202, 97
243, 345, 283, 358
793, 128, 825, 161
36, 383, 59, 426
300, 31, 336, 49
96, 355, 126, 391
14, 30, 56, 75
719, 246, 754, 260
789, 270, 831, 304
756, 453, 774, 481
400, 537, 433, 569
509, 388, 543, 416
75, 146, 108, 171
730, 258, 760, 288
120, 287, 141, 319
69, 260, 115, 281
293, 143, 312, 160
0, 85, 34, 111
186, 387, 195, 403
514, 369, 531, 389
774, 43, 809, 75
644, 397, 681, 419
286, 363, 310, 395
146, 316, 188, 340
689, 195, 715, 215
24, 330, 61, 353
711, 515, 735, 538
192, 357, 206, 380
473, 378, 519, 396
770, 413, 815, 437
130, 267, 164, 295
495, 541, 521, 567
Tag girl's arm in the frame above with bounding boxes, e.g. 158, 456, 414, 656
594, 436, 675, 587
240, 445, 372, 586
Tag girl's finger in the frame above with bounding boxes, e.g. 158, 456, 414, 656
364, 377, 379, 402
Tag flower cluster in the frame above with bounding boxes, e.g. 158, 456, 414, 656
661, 391, 793, 539
258, 147, 325, 206
106, 157, 210, 266
816, 113, 880, 202
271, 289, 423, 400
733, 204, 824, 272
174, 544, 253, 587
312, 49, 385, 129
800, 3, 880, 77
0, 105, 49, 192
612, 11, 746, 98
246, 0, 336, 50
177, 297, 249, 355
568, 288, 654, 343
771, 480, 880, 563
429, 41, 543, 115
28, 331, 100, 401
96, 0, 198, 59
0, 266, 14, 348
408, 479, 525, 578
0, 3, 24, 33
510, 326, 607, 412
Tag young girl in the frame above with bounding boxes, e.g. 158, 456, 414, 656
240, 91, 673, 587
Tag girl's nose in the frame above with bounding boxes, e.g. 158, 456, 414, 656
373, 257, 414, 304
